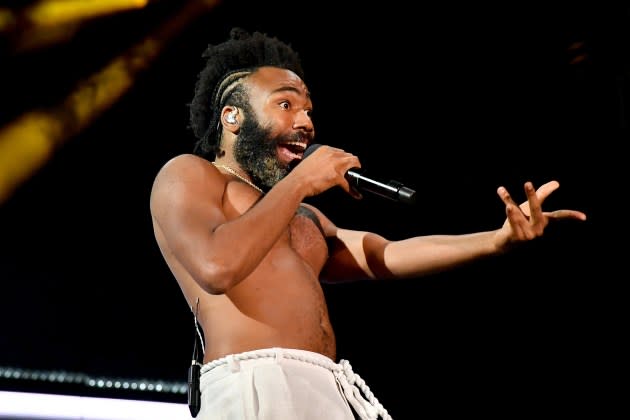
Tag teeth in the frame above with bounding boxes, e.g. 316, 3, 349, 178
284, 141, 306, 150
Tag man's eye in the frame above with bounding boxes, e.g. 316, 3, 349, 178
280, 101, 290, 110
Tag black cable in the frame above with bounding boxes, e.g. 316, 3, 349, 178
188, 298, 204, 417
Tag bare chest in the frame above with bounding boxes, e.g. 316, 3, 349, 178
287, 206, 328, 273
222, 187, 329, 273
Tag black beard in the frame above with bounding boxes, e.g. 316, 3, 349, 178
233, 115, 291, 191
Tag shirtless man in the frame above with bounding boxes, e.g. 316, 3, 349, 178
149, 28, 586, 420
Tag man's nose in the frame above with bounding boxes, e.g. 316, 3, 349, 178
293, 111, 313, 131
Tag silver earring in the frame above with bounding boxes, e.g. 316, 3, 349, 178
226, 109, 238, 124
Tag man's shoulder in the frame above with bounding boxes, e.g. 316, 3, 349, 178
162, 153, 208, 169
150, 154, 224, 211
154, 153, 214, 179
151, 154, 218, 195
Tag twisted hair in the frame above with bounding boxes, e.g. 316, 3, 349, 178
189, 27, 304, 158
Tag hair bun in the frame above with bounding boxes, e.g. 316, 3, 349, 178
230, 27, 251, 41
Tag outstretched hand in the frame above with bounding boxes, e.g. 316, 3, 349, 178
494, 180, 587, 253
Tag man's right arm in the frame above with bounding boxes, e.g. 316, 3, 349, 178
150, 146, 362, 294
150, 154, 306, 294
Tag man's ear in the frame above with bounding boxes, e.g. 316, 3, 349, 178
222, 106, 240, 133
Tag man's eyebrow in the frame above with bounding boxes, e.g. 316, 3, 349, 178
270, 86, 311, 99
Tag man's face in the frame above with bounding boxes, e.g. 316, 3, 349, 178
233, 67, 314, 191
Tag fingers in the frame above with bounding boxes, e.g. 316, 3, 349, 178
497, 180, 560, 215
547, 209, 587, 221
496, 185, 521, 213
535, 180, 560, 201
498, 181, 547, 239
497, 180, 586, 242
497, 185, 532, 238
303, 145, 363, 199
315, 145, 361, 172
505, 203, 527, 238
525, 181, 545, 233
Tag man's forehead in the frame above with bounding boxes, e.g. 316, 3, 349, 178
248, 67, 309, 95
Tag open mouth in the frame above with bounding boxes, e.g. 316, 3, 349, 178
277, 141, 308, 163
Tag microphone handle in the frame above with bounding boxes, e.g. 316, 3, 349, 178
347, 170, 416, 204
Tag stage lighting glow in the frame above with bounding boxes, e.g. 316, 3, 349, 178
0, 0, 221, 205
0, 8, 15, 32
0, 390, 190, 420
27, 0, 149, 26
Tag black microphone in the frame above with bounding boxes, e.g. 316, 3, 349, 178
301, 144, 416, 205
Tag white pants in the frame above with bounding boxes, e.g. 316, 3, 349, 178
197, 348, 391, 420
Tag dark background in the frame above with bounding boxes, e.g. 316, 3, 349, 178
0, 0, 625, 417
